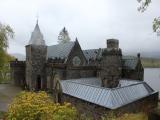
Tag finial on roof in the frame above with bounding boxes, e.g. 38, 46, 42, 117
36, 19, 38, 25
75, 37, 78, 41
36, 13, 39, 24
137, 53, 140, 58
63, 27, 66, 32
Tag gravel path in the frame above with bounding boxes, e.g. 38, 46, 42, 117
0, 84, 22, 112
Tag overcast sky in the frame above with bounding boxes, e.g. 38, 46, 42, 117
0, 0, 159, 55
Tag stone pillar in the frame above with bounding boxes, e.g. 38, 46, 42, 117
100, 39, 122, 88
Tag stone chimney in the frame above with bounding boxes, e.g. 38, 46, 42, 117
100, 39, 122, 88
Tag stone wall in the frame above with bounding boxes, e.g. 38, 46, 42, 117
10, 60, 25, 87
66, 40, 87, 66
122, 69, 144, 80
62, 92, 158, 119
66, 68, 96, 79
46, 64, 97, 90
122, 58, 144, 80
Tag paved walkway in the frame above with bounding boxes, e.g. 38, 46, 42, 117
0, 84, 22, 112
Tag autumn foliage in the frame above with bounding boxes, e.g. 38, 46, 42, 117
7, 91, 77, 120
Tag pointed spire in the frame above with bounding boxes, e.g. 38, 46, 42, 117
63, 27, 66, 32
28, 20, 45, 45
75, 37, 78, 41
36, 18, 38, 25
36, 13, 39, 24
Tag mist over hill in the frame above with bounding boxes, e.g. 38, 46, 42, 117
123, 51, 160, 59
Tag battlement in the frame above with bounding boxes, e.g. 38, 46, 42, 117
102, 48, 122, 56
10, 60, 25, 67
107, 39, 119, 49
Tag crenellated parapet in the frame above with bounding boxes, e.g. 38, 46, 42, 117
102, 48, 122, 56
10, 60, 25, 67
10, 59, 25, 86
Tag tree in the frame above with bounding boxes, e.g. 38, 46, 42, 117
58, 27, 71, 44
0, 53, 15, 83
0, 22, 14, 50
0, 22, 14, 82
137, 0, 160, 35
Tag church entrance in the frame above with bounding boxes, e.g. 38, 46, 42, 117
36, 75, 41, 90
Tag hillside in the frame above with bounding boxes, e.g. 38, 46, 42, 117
141, 58, 160, 68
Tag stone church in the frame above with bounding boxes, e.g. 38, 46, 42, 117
10, 21, 158, 118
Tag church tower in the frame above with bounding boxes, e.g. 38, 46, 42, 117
100, 39, 122, 88
26, 20, 47, 90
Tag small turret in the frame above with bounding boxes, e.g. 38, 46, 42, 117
107, 39, 119, 49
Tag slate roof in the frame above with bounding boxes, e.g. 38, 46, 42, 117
60, 78, 155, 109
83, 49, 139, 70
83, 49, 104, 61
83, 49, 99, 60
47, 42, 75, 61
122, 56, 139, 70
47, 41, 139, 69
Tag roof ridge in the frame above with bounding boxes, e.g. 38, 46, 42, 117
48, 41, 75, 47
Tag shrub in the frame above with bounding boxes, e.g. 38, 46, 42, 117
7, 91, 77, 120
102, 112, 148, 120
117, 113, 148, 120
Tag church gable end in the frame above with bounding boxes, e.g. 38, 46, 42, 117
66, 39, 87, 66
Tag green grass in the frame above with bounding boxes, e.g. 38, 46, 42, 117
141, 58, 160, 68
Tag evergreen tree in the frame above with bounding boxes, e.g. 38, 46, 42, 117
58, 27, 71, 44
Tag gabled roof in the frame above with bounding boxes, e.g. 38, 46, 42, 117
83, 49, 139, 70
83, 49, 99, 61
83, 48, 104, 61
122, 56, 139, 70
47, 41, 75, 61
60, 78, 155, 109
28, 21, 45, 45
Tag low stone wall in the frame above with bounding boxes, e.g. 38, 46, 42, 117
115, 92, 159, 113
62, 94, 108, 119
62, 92, 159, 119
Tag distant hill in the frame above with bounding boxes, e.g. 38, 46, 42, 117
141, 58, 160, 68
123, 51, 160, 58
10, 53, 25, 61
141, 52, 160, 59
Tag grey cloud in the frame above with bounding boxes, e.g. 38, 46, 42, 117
0, 0, 159, 55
